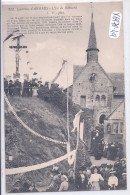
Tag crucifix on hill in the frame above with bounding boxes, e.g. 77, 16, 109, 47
9, 34, 27, 79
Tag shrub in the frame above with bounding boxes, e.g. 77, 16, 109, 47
37, 83, 79, 115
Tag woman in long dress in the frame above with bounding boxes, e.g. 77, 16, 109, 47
108, 170, 118, 190
32, 86, 38, 96
68, 169, 75, 191
89, 167, 104, 191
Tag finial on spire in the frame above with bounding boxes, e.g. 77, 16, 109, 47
90, 2, 93, 20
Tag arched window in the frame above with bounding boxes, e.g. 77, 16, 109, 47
99, 114, 106, 124
101, 95, 106, 106
101, 95, 106, 101
95, 95, 100, 102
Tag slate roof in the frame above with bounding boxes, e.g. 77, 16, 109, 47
106, 100, 124, 120
87, 13, 98, 50
108, 73, 124, 95
73, 65, 84, 82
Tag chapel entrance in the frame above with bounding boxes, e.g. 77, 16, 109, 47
99, 114, 106, 124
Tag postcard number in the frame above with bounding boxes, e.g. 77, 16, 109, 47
109, 12, 121, 39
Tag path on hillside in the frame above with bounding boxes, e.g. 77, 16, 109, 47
90, 156, 115, 166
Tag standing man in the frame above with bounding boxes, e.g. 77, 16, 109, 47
22, 79, 29, 97
4, 78, 8, 96
28, 80, 33, 97
14, 79, 21, 96
8, 80, 14, 96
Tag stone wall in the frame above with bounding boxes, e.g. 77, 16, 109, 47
93, 107, 111, 126
72, 61, 114, 111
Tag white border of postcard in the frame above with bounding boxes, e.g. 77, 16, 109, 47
1, 0, 130, 195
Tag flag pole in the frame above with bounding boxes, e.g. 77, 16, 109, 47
66, 61, 77, 166
66, 61, 70, 149
73, 121, 80, 183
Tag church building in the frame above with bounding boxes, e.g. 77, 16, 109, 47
72, 13, 124, 127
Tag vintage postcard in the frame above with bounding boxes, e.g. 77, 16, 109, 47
2, 0, 128, 193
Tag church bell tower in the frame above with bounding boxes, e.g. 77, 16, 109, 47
86, 13, 99, 63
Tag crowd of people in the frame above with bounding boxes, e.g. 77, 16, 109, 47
4, 78, 42, 97
45, 158, 127, 192
91, 125, 124, 161
103, 142, 124, 160
11, 158, 126, 193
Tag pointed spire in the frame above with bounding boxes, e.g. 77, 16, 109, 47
86, 12, 99, 63
88, 12, 97, 49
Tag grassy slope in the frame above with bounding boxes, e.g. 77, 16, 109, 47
5, 96, 77, 192
5, 96, 92, 192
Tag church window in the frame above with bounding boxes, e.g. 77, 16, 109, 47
107, 124, 111, 133
112, 123, 119, 134
120, 122, 123, 134
89, 73, 96, 82
113, 86, 116, 91
80, 96, 86, 107
101, 95, 106, 106
101, 95, 106, 100
95, 95, 100, 102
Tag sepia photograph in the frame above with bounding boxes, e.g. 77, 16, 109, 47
2, 0, 127, 193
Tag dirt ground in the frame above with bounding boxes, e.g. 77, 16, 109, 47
90, 156, 115, 166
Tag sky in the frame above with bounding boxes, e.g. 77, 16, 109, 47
2, 1, 124, 88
